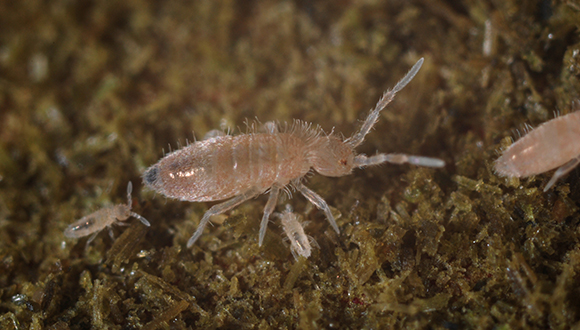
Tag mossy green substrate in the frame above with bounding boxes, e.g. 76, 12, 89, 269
1, 0, 580, 328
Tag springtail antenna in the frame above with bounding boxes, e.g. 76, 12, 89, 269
346, 58, 424, 148
126, 182, 150, 226
353, 153, 445, 168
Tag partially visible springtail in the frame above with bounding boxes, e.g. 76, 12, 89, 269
494, 111, 580, 191
275, 204, 319, 260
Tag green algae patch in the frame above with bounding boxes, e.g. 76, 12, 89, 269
2, 0, 580, 329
